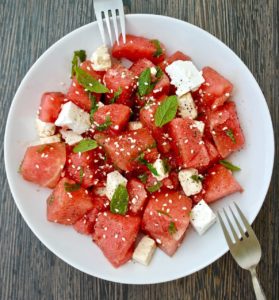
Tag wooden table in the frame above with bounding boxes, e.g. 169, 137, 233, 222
1, 1, 278, 299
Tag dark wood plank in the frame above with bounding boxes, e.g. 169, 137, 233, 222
0, 0, 278, 299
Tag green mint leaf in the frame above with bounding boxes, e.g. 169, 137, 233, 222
138, 153, 159, 176
168, 221, 177, 235
151, 39, 163, 57
110, 184, 129, 215
138, 68, 153, 97
95, 116, 112, 131
79, 167, 84, 184
71, 50, 86, 77
110, 87, 122, 103
219, 160, 241, 171
89, 93, 98, 123
155, 66, 164, 80
156, 209, 171, 218
64, 182, 81, 192
75, 66, 109, 93
225, 129, 236, 143
138, 173, 148, 184
162, 158, 170, 173
155, 95, 178, 127
73, 139, 98, 153
147, 181, 162, 193
191, 175, 203, 183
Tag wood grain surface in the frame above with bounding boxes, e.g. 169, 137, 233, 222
0, 0, 278, 299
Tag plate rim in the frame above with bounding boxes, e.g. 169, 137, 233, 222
4, 13, 275, 284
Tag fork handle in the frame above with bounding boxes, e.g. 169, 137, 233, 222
250, 267, 266, 300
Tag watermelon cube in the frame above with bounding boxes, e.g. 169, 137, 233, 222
127, 178, 148, 214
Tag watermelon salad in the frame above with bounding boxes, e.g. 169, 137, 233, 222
19, 34, 245, 268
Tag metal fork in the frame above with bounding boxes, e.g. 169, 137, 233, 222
218, 203, 266, 300
93, 0, 126, 46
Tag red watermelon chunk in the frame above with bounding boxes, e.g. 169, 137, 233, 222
112, 34, 166, 64
20, 142, 66, 188
140, 101, 171, 153
141, 191, 192, 256
95, 128, 156, 171
74, 194, 109, 235
103, 65, 136, 107
194, 164, 243, 204
193, 67, 233, 110
39, 92, 66, 123
127, 178, 148, 215
47, 177, 94, 224
93, 103, 131, 134
65, 147, 113, 188
159, 51, 191, 71
168, 118, 210, 169
93, 212, 141, 267
209, 101, 245, 158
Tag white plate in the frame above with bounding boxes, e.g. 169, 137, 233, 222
4, 14, 274, 284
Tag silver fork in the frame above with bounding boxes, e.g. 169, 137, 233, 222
218, 203, 266, 300
93, 0, 126, 46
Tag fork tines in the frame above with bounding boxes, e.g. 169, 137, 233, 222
93, 0, 126, 46
217, 202, 254, 246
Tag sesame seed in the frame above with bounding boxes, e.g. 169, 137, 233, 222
35, 164, 39, 169
122, 237, 126, 241
75, 91, 80, 95
114, 234, 118, 238
182, 207, 187, 210
156, 238, 162, 244
103, 234, 106, 239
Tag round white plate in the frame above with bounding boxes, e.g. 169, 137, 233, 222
4, 14, 274, 284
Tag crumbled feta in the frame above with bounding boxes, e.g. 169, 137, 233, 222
194, 120, 205, 134
152, 158, 169, 181
36, 118, 56, 137
94, 187, 106, 196
132, 236, 156, 266
55, 101, 90, 134
60, 129, 83, 146
165, 60, 205, 96
128, 121, 143, 131
150, 66, 157, 76
97, 101, 105, 108
106, 171, 128, 200
177, 93, 198, 119
39, 134, 61, 144
90, 45, 112, 71
190, 200, 217, 235
178, 168, 202, 196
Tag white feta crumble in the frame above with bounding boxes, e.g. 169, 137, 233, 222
55, 101, 90, 134
177, 93, 198, 119
132, 236, 156, 266
165, 60, 205, 96
152, 158, 169, 181
178, 168, 203, 196
194, 120, 205, 134
90, 45, 112, 71
150, 66, 157, 76
60, 129, 83, 146
36, 118, 56, 137
106, 171, 128, 200
39, 134, 61, 144
190, 200, 217, 235
97, 101, 105, 108
128, 121, 143, 131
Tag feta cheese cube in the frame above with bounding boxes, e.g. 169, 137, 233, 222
106, 171, 128, 200
178, 168, 203, 196
177, 93, 198, 119
60, 129, 83, 146
36, 118, 56, 137
90, 45, 112, 71
55, 101, 90, 134
128, 121, 143, 131
190, 200, 217, 235
39, 134, 61, 144
132, 236, 156, 266
194, 120, 205, 134
152, 158, 169, 181
165, 60, 205, 96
